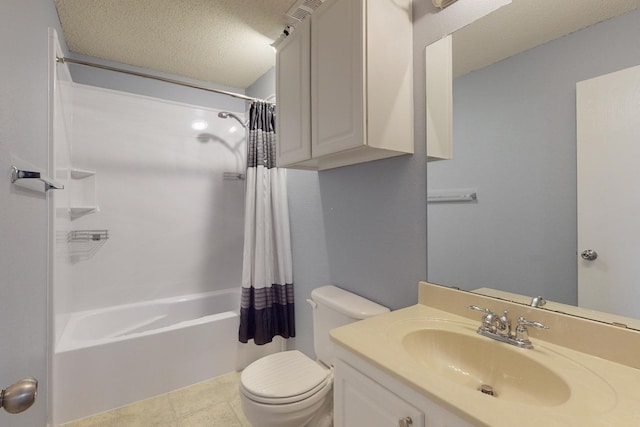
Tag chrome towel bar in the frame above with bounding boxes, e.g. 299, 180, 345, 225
427, 191, 477, 203
10, 165, 64, 192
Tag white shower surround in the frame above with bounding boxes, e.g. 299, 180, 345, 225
51, 81, 282, 424
60, 83, 247, 314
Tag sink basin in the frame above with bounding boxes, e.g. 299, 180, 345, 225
402, 328, 571, 406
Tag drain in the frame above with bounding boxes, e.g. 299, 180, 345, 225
479, 384, 496, 397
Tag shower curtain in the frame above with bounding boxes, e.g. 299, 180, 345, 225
239, 101, 295, 345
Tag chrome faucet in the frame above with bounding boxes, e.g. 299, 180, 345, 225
530, 296, 547, 308
467, 306, 549, 349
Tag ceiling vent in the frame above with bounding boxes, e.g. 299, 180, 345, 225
433, 0, 458, 9
286, 0, 325, 21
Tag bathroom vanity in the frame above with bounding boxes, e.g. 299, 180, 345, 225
330, 282, 640, 426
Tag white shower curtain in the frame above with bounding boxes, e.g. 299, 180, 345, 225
239, 101, 295, 345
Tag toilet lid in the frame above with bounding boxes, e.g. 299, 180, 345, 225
241, 350, 331, 404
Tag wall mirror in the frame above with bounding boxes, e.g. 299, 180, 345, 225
426, 0, 640, 328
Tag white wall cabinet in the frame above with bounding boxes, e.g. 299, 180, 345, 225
425, 35, 453, 161
276, 0, 413, 171
276, 17, 311, 165
334, 348, 476, 427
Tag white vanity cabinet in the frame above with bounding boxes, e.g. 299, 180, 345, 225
334, 359, 424, 427
276, 0, 413, 171
334, 352, 475, 427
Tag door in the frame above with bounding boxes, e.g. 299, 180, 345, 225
577, 64, 640, 318
334, 360, 424, 427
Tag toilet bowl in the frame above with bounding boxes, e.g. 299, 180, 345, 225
238, 286, 389, 427
240, 351, 333, 427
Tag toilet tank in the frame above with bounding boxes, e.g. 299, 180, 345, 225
310, 285, 390, 366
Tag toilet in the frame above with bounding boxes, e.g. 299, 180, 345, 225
239, 285, 390, 427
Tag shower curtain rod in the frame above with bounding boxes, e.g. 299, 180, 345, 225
56, 57, 274, 104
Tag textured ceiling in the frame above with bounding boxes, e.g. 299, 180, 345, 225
453, 0, 640, 77
54, 0, 640, 90
54, 0, 297, 89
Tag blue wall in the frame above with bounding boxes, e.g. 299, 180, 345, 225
427, 8, 640, 304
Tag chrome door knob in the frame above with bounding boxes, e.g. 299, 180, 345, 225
581, 249, 598, 261
1, 377, 37, 414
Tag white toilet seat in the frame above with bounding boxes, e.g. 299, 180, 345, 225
241, 350, 332, 405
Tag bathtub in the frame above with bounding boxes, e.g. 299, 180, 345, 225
53, 288, 282, 425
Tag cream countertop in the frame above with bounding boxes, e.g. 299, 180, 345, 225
330, 282, 640, 427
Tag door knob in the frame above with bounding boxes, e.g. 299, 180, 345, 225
1, 377, 37, 414
580, 249, 598, 261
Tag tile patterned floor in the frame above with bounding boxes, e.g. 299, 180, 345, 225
59, 371, 251, 427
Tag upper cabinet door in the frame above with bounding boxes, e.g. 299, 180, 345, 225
426, 35, 453, 161
366, 0, 413, 153
311, 0, 364, 157
276, 17, 311, 166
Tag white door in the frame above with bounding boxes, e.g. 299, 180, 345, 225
577, 64, 640, 318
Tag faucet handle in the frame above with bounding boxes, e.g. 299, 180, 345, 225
515, 316, 549, 346
467, 306, 497, 333
517, 316, 549, 330
467, 305, 493, 314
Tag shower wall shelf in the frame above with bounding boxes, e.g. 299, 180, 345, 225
68, 167, 98, 219
68, 230, 109, 242
69, 206, 99, 218
70, 168, 96, 179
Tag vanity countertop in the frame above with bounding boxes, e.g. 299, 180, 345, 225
330, 282, 640, 427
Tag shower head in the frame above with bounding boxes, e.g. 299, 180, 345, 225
218, 111, 247, 129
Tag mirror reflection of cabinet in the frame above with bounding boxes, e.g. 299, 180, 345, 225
276, 0, 413, 171
426, 35, 453, 161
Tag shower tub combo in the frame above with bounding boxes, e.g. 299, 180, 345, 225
53, 288, 275, 424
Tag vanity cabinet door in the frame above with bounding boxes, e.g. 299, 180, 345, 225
334, 360, 424, 427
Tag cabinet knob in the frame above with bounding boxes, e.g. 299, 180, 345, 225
398, 416, 413, 427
